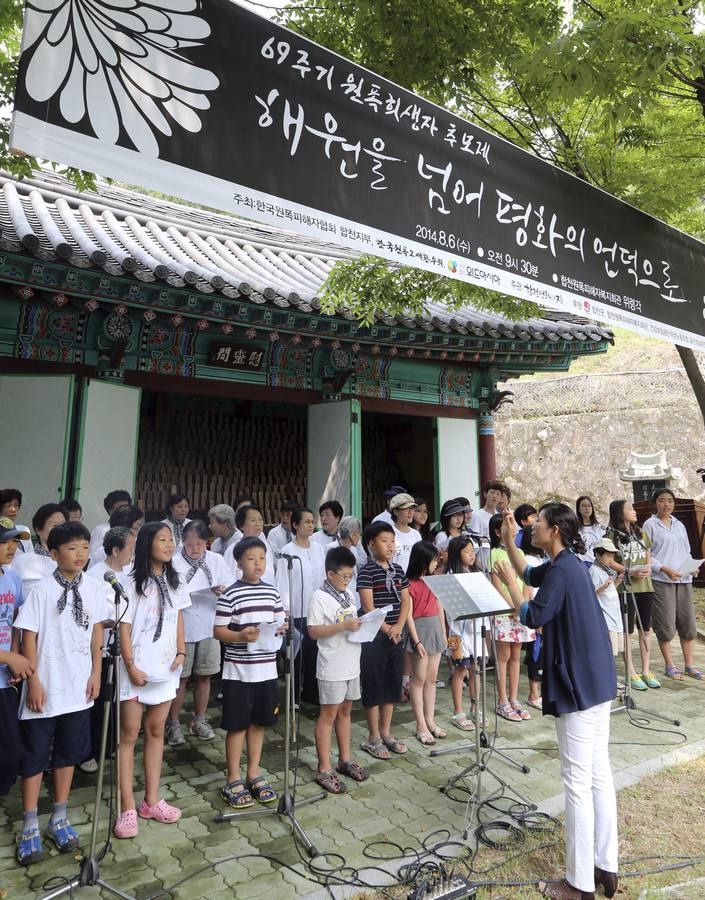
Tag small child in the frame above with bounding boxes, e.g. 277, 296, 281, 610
357, 521, 410, 759
214, 537, 285, 809
589, 539, 624, 661
307, 546, 368, 793
445, 535, 483, 731
14, 522, 106, 865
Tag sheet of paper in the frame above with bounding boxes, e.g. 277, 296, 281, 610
424, 573, 512, 620
190, 587, 218, 604
453, 573, 514, 615
346, 605, 393, 643
248, 620, 283, 653
675, 555, 705, 576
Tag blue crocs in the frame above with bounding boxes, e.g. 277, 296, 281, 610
16, 826, 44, 866
46, 818, 80, 853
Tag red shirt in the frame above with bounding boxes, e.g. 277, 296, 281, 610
409, 578, 439, 619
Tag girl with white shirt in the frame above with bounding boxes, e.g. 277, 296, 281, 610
576, 495, 605, 560
115, 522, 191, 840
275, 507, 326, 704
161, 494, 192, 548
13, 503, 66, 589
643, 489, 702, 681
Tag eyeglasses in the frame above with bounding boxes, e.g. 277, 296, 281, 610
331, 572, 354, 582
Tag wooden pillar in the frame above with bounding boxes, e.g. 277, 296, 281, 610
478, 410, 496, 485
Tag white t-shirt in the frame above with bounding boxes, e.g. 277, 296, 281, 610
580, 523, 606, 561
173, 548, 231, 643
393, 526, 422, 572
307, 587, 361, 681
469, 508, 493, 537
434, 530, 460, 550
15, 572, 110, 719
274, 540, 326, 619
89, 523, 110, 558
589, 564, 623, 633
311, 530, 338, 548
87, 560, 127, 654
372, 510, 393, 525
13, 550, 56, 592
118, 573, 191, 704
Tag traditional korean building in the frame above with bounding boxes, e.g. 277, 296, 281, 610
0, 172, 613, 528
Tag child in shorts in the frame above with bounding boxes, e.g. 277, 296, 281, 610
308, 546, 368, 793
214, 537, 286, 809
14, 522, 106, 865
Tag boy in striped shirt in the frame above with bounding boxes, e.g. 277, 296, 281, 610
214, 537, 286, 810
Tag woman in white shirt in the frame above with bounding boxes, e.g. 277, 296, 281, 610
161, 494, 192, 548
575, 496, 605, 560
116, 522, 190, 840
643, 489, 702, 681
329, 515, 363, 606
275, 507, 326, 704
13, 503, 66, 588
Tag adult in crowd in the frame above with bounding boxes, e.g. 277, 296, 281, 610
161, 494, 191, 547
311, 501, 343, 547
496, 504, 618, 900
208, 504, 240, 560
643, 489, 702, 681
575, 496, 605, 560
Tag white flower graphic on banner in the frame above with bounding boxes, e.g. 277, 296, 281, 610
22, 0, 219, 157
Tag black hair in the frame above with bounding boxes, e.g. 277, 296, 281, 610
235, 504, 262, 530
132, 522, 180, 595
652, 487, 676, 506
280, 499, 298, 513
103, 490, 132, 514
325, 545, 356, 573
60, 498, 82, 515
519, 525, 543, 557
319, 500, 344, 520
362, 520, 394, 554
575, 495, 598, 526
412, 497, 431, 540
485, 479, 509, 496
538, 502, 586, 555
593, 546, 615, 559
440, 508, 464, 536
0, 489, 23, 508
182, 519, 210, 542
514, 503, 537, 526
109, 505, 144, 529
233, 535, 267, 562
489, 513, 504, 549
233, 494, 255, 508
406, 540, 438, 580
47, 521, 91, 551
608, 499, 643, 539
103, 526, 133, 556
445, 535, 478, 574
166, 494, 189, 517
291, 507, 314, 533
32, 503, 66, 534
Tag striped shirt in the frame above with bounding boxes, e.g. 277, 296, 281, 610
215, 579, 285, 682
356, 560, 409, 625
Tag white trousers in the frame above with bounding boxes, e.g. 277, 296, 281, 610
554, 701, 618, 892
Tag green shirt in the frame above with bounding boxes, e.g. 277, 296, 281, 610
606, 528, 653, 593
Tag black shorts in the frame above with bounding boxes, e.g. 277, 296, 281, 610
221, 678, 280, 733
626, 591, 654, 634
20, 707, 91, 777
0, 686, 21, 795
360, 632, 404, 708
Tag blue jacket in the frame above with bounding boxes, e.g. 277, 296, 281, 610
522, 548, 617, 717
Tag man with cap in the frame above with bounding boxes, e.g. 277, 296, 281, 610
373, 485, 407, 526
389, 494, 421, 570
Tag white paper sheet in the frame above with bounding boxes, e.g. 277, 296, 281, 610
424, 572, 513, 619
247, 620, 283, 653
189, 587, 218, 604
675, 555, 705, 576
346, 605, 393, 643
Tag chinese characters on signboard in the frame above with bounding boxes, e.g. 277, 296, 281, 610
208, 342, 264, 372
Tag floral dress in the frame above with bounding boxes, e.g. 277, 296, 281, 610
490, 546, 536, 643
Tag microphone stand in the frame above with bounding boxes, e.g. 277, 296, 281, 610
40, 584, 134, 900
214, 554, 325, 856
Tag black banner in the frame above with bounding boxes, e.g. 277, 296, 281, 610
11, 1, 705, 349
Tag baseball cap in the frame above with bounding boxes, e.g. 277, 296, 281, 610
383, 484, 407, 498
389, 493, 418, 511
592, 537, 619, 554
0, 516, 30, 542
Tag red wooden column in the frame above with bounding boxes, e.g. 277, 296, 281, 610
478, 411, 497, 485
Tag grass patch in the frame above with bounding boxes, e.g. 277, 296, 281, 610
357, 756, 705, 899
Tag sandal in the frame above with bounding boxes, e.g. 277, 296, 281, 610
430, 726, 447, 739
510, 701, 531, 720
497, 702, 523, 722
139, 798, 182, 823
114, 809, 139, 839
665, 665, 684, 680
315, 769, 347, 794
416, 731, 435, 746
451, 712, 475, 732
685, 666, 704, 680
381, 734, 408, 754
360, 738, 391, 760
336, 759, 368, 782
247, 775, 278, 804
220, 780, 254, 809
46, 818, 80, 853
16, 826, 44, 866
526, 696, 543, 710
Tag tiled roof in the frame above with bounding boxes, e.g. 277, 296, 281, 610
0, 171, 612, 344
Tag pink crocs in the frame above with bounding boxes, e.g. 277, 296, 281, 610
114, 809, 138, 839
138, 798, 182, 824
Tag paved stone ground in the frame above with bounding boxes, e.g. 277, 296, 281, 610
1, 639, 704, 900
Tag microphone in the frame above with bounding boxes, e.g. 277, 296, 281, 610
103, 570, 129, 600
465, 531, 490, 543
610, 529, 646, 549
275, 551, 297, 560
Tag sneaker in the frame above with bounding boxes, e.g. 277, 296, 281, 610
189, 718, 215, 741
165, 720, 186, 746
630, 674, 648, 691
79, 758, 98, 774
46, 818, 80, 853
436, 680, 446, 689
216, 689, 223, 701
641, 671, 661, 689
16, 827, 44, 866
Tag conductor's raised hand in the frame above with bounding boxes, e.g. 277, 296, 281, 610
500, 511, 518, 546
